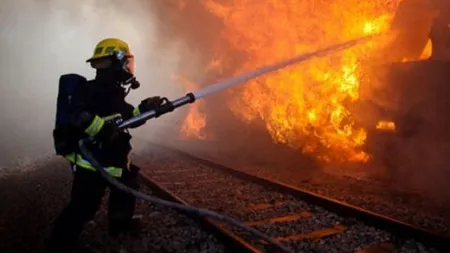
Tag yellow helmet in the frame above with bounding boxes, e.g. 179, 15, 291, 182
86, 38, 133, 62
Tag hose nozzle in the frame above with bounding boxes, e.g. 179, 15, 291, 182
118, 93, 196, 129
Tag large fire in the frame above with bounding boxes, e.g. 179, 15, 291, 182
179, 0, 432, 163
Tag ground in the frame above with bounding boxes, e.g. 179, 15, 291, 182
0, 157, 71, 253
1, 142, 450, 253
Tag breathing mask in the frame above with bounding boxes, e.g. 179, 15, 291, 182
114, 50, 140, 92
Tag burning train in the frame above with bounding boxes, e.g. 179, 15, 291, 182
166, 0, 450, 170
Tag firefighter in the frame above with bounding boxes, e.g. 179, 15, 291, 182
46, 38, 162, 252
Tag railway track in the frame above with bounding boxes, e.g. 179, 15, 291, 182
132, 144, 450, 253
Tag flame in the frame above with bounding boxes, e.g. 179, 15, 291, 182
401, 39, 433, 62
180, 103, 208, 140
179, 0, 432, 162
199, 0, 403, 163
173, 75, 209, 140
420, 39, 433, 59
376, 120, 396, 131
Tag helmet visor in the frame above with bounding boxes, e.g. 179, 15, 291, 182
125, 56, 135, 75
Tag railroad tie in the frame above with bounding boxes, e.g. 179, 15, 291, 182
246, 202, 285, 211
273, 224, 348, 242
244, 212, 312, 227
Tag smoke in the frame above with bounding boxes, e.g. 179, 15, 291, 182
5, 0, 449, 206
143, 0, 450, 207
0, 0, 186, 167
142, 1, 320, 175
354, 0, 450, 204
363, 61, 450, 204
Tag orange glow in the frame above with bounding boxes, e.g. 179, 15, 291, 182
376, 120, 396, 131
180, 103, 208, 140
179, 0, 433, 162
420, 39, 433, 59
201, 0, 401, 163
400, 39, 433, 62
173, 75, 209, 140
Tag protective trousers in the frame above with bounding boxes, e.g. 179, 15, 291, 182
45, 164, 140, 253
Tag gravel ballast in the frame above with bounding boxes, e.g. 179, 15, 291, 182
0, 156, 228, 253
2, 142, 448, 253
0, 157, 71, 253
153, 140, 450, 237
132, 147, 444, 253
77, 186, 228, 253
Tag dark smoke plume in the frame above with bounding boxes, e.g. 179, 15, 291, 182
146, 1, 450, 207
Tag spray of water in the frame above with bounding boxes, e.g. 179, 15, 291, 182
193, 34, 380, 100
120, 34, 381, 129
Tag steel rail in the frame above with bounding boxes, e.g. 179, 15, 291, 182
138, 172, 265, 253
151, 143, 450, 252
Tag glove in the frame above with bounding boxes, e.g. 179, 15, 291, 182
138, 96, 164, 113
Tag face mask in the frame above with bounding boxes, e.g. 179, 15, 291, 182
114, 50, 140, 91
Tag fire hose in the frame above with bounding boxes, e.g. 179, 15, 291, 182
79, 34, 380, 253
